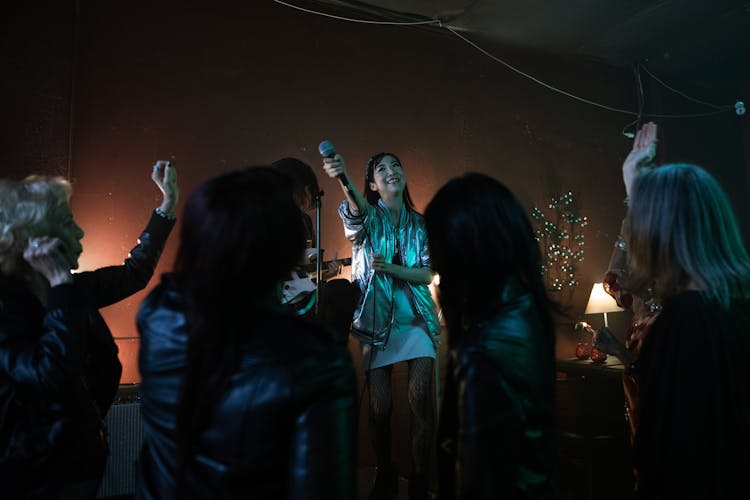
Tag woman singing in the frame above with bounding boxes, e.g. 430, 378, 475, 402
323, 151, 440, 500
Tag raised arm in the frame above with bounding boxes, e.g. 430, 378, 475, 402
75, 161, 178, 307
153, 159, 179, 218
605, 122, 659, 307
622, 121, 658, 200
321, 154, 369, 214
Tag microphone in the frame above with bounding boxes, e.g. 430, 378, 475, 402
318, 140, 352, 193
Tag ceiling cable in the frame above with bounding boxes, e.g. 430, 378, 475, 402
445, 26, 639, 116
272, 0, 441, 25
639, 64, 731, 110
272, 0, 735, 119
445, 27, 730, 119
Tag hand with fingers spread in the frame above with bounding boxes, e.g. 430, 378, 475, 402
623, 121, 658, 199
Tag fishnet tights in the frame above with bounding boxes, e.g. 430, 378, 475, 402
367, 357, 434, 475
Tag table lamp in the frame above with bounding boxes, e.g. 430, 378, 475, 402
584, 282, 623, 328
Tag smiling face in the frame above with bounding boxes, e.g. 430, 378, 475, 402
369, 154, 406, 199
46, 203, 84, 269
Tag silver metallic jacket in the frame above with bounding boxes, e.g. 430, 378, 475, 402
339, 199, 440, 348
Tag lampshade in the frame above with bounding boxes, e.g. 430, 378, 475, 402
584, 283, 623, 315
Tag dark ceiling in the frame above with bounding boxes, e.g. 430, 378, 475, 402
312, 0, 750, 94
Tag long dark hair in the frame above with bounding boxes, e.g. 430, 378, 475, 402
424, 173, 558, 347
172, 166, 306, 492
364, 152, 415, 210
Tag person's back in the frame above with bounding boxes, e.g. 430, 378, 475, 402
425, 173, 558, 499
136, 274, 356, 500
634, 291, 750, 499
624, 162, 750, 499
135, 166, 356, 500
444, 275, 556, 498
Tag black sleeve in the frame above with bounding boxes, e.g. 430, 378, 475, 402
0, 283, 87, 397
74, 211, 174, 308
437, 352, 458, 500
633, 298, 716, 499
454, 349, 523, 499
287, 343, 357, 500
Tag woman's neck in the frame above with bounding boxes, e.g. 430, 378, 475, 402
380, 194, 404, 224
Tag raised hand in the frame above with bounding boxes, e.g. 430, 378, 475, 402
623, 122, 658, 198
152, 160, 179, 216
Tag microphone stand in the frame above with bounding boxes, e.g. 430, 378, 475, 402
314, 189, 324, 316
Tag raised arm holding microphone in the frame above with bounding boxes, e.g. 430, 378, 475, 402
322, 147, 439, 500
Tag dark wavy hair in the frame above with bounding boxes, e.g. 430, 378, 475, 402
424, 172, 558, 347
364, 152, 415, 210
172, 166, 305, 493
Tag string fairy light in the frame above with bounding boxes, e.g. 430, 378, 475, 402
531, 192, 587, 292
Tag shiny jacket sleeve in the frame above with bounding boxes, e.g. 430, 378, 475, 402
0, 283, 86, 396
287, 343, 357, 500
338, 200, 372, 246
74, 211, 174, 308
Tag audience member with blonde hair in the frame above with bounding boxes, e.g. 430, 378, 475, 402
625, 161, 750, 499
0, 163, 177, 499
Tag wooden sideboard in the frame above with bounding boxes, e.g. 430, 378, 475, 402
556, 356, 636, 500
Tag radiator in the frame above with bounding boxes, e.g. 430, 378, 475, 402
97, 385, 143, 498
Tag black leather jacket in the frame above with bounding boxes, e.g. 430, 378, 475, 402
437, 277, 557, 499
136, 273, 357, 500
0, 212, 173, 497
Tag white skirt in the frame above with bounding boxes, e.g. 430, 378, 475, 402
361, 284, 436, 370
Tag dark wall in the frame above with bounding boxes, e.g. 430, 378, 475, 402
644, 76, 750, 244
1, 2, 77, 179
4, 1, 748, 380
